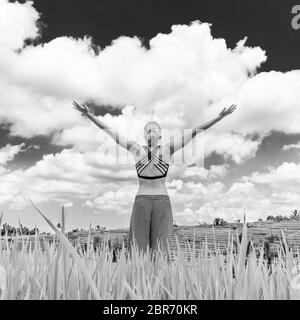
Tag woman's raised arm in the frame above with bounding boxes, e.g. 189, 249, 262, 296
72, 101, 140, 153
167, 104, 237, 155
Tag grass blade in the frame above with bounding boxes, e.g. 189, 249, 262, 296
30, 200, 101, 300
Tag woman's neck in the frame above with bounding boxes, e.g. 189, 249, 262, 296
147, 142, 160, 150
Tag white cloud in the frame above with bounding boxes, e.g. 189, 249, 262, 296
171, 171, 299, 225
0, 143, 25, 165
283, 142, 300, 151
61, 201, 74, 208
234, 71, 300, 135
209, 164, 230, 178
270, 192, 300, 205
175, 208, 196, 224
0, 0, 39, 50
183, 164, 230, 180
84, 185, 138, 215
0, 0, 284, 166
0, 147, 137, 209
244, 161, 300, 192
227, 181, 256, 194
203, 132, 262, 164
184, 166, 209, 179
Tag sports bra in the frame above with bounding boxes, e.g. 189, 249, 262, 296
135, 145, 169, 180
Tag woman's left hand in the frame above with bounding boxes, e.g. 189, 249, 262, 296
72, 101, 92, 118
218, 104, 237, 119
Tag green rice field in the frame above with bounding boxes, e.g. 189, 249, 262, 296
1, 206, 300, 300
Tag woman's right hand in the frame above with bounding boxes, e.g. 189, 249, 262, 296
72, 101, 92, 118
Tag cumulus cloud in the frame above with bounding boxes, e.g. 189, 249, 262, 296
0, 1, 279, 150
0, 147, 137, 209
84, 185, 138, 215
0, 0, 39, 50
0, 143, 25, 165
244, 161, 300, 192
203, 132, 261, 164
183, 165, 228, 180
282, 142, 300, 151
0, 0, 298, 142
171, 176, 295, 225
235, 71, 300, 135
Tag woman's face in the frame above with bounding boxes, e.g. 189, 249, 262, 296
144, 122, 161, 146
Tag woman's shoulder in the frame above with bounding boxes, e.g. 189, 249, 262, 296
159, 143, 173, 162
129, 143, 147, 160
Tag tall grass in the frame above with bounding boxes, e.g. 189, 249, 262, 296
0, 206, 300, 300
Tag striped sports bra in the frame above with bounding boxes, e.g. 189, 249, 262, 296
135, 145, 169, 180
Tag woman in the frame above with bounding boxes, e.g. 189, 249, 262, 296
72, 101, 237, 258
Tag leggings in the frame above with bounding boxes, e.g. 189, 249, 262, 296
128, 194, 173, 257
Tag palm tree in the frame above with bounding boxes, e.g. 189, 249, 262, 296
290, 209, 300, 221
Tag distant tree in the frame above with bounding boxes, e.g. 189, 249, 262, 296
290, 209, 300, 221
95, 225, 106, 233
213, 217, 228, 227
277, 215, 289, 222
29, 227, 39, 235
0, 223, 39, 236
258, 218, 263, 222
213, 217, 220, 226
266, 214, 289, 222
266, 215, 275, 221
95, 225, 106, 232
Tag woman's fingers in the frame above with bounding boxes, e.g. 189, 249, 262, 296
73, 105, 82, 112
226, 104, 237, 115
72, 101, 80, 108
72, 101, 88, 114
230, 105, 237, 112
72, 102, 90, 114
73, 105, 79, 111
84, 104, 91, 113
83, 104, 89, 113
73, 101, 84, 110
227, 105, 236, 112
220, 107, 226, 115
220, 104, 237, 117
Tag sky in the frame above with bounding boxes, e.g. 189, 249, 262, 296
0, 0, 300, 232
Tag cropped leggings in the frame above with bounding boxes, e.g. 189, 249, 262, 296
128, 195, 173, 256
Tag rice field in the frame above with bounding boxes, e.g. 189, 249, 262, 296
1, 206, 300, 300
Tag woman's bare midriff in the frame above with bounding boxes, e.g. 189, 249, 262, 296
136, 177, 168, 196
